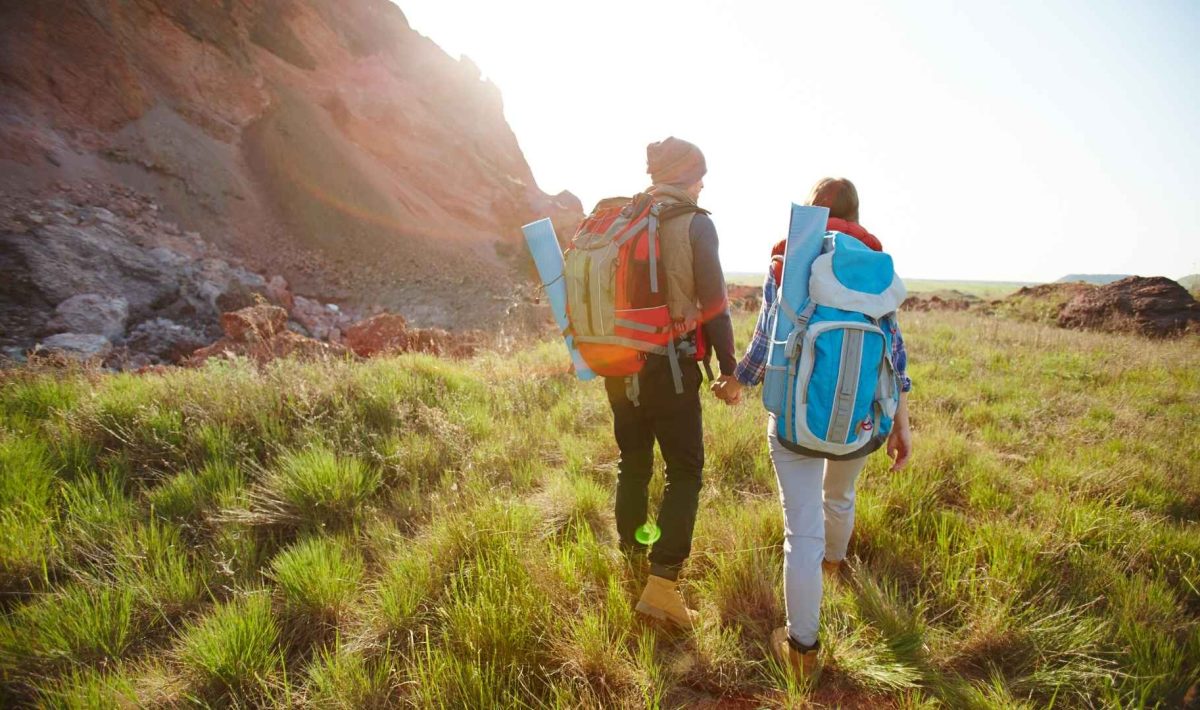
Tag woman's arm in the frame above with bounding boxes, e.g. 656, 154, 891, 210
714, 268, 775, 404
732, 269, 777, 387
888, 391, 912, 471
887, 316, 913, 470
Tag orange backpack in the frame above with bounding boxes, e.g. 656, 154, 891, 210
563, 193, 707, 388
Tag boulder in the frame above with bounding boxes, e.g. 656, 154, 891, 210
1057, 276, 1200, 337
1, 220, 178, 324
342, 312, 477, 358
410, 328, 454, 355
1, 346, 27, 365
266, 275, 294, 311
176, 258, 269, 317
292, 295, 350, 342
344, 313, 409, 357
37, 333, 112, 360
46, 293, 129, 340
188, 305, 348, 365
125, 318, 205, 363
190, 330, 348, 365
219, 305, 289, 341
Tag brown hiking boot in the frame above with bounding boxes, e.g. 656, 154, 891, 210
770, 627, 820, 683
635, 575, 698, 630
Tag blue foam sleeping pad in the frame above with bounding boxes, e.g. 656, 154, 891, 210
522, 218, 596, 381
762, 204, 830, 414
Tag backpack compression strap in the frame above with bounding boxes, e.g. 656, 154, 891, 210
616, 199, 709, 405
648, 204, 660, 294
780, 298, 817, 448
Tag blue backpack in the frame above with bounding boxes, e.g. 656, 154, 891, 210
769, 232, 907, 460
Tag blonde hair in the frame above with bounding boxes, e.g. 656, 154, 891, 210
806, 177, 859, 223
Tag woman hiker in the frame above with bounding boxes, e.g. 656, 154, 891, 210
712, 177, 914, 682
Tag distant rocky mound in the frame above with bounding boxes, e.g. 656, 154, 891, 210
0, 0, 582, 354
725, 283, 762, 312
1057, 276, 1200, 338
902, 290, 978, 312
1055, 274, 1132, 285
1178, 274, 1200, 297
981, 282, 1096, 324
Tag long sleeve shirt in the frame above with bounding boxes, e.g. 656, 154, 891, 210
690, 213, 737, 376
733, 267, 912, 391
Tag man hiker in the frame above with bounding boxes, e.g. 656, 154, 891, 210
605, 136, 739, 629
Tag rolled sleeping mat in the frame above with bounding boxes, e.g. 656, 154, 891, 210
762, 204, 830, 415
521, 218, 596, 381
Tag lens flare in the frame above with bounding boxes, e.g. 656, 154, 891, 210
635, 522, 661, 546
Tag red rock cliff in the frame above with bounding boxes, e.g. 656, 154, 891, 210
0, 0, 581, 329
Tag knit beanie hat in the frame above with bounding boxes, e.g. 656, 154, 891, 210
646, 136, 707, 187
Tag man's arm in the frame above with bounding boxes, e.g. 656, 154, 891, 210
689, 213, 736, 376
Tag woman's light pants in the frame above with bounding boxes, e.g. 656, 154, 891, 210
768, 429, 868, 647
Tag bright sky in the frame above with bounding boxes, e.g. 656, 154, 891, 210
401, 1, 1199, 282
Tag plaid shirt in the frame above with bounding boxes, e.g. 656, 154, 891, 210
734, 270, 912, 392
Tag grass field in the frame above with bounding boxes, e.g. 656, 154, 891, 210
0, 312, 1197, 708
726, 274, 1035, 300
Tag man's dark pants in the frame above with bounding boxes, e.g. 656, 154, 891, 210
605, 355, 704, 581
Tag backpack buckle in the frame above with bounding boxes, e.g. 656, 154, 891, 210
784, 330, 801, 359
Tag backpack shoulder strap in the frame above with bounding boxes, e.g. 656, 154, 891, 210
657, 202, 710, 222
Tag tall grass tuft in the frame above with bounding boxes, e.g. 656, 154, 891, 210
36, 664, 142, 709
0, 436, 59, 595
179, 592, 281, 699
111, 518, 210, 618
305, 644, 397, 709
269, 536, 364, 628
372, 543, 439, 637
0, 584, 137, 673
250, 446, 380, 529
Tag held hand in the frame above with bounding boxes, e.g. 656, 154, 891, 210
886, 422, 912, 472
673, 318, 697, 336
710, 375, 743, 406
724, 378, 743, 405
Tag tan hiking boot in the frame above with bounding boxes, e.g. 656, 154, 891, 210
770, 627, 820, 683
821, 559, 842, 577
635, 575, 698, 630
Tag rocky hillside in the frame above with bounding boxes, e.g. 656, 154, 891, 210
0, 0, 581, 356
